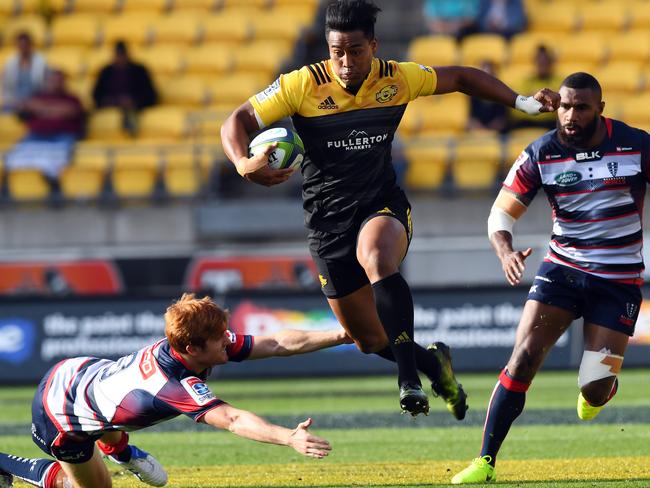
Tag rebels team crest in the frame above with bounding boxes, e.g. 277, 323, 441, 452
607, 161, 618, 177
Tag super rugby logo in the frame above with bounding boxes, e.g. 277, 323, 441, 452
554, 171, 582, 186
604, 161, 625, 185
181, 377, 216, 406
607, 161, 618, 177
326, 130, 389, 151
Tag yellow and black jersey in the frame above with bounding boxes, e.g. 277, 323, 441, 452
250, 58, 438, 233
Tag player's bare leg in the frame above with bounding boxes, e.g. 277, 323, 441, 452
452, 300, 573, 484
576, 323, 628, 420
58, 449, 112, 488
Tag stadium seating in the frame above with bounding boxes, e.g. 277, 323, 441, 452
459, 34, 508, 67
60, 165, 106, 200
450, 135, 502, 190
404, 143, 449, 190
3, 14, 47, 46
7, 169, 50, 202
407, 35, 457, 67
50, 14, 102, 47
0, 114, 27, 144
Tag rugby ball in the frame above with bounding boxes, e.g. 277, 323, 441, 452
248, 127, 305, 170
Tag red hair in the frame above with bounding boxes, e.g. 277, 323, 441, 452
164, 293, 228, 352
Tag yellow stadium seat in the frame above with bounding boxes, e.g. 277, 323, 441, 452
209, 74, 268, 107
85, 47, 114, 77
554, 34, 605, 67
250, 6, 314, 41
498, 65, 532, 92
138, 106, 189, 141
120, 0, 169, 13
0, 114, 27, 143
527, 3, 578, 33
48, 0, 70, 13
19, 0, 46, 13
113, 147, 160, 169
407, 36, 457, 67
579, 2, 628, 33
184, 43, 233, 74
60, 166, 105, 200
87, 108, 128, 142
220, 0, 269, 8
44, 47, 88, 79
0, 2, 16, 16
404, 143, 449, 190
202, 12, 253, 43
397, 99, 428, 138
102, 14, 156, 46
163, 164, 202, 197
504, 129, 546, 169
451, 136, 502, 190
620, 94, 650, 128
596, 63, 643, 96
234, 40, 291, 74
419, 94, 469, 136
8, 169, 50, 201
71, 0, 119, 13
132, 45, 183, 75
274, 0, 319, 7
158, 76, 208, 107
4, 15, 48, 47
67, 76, 94, 108
606, 32, 650, 65
626, 0, 650, 30
508, 32, 559, 67
50, 14, 102, 47
150, 13, 201, 44
111, 166, 159, 198
459, 34, 507, 67
170, 0, 218, 11
72, 144, 110, 170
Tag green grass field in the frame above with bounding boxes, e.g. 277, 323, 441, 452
1, 369, 649, 487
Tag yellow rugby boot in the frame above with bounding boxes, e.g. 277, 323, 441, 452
451, 455, 496, 484
577, 392, 604, 421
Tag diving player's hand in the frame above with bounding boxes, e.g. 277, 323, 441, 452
236, 143, 294, 186
288, 418, 332, 459
500, 247, 532, 286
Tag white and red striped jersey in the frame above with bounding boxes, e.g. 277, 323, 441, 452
504, 118, 650, 283
41, 333, 253, 435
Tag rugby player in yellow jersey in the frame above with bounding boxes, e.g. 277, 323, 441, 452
221, 0, 559, 417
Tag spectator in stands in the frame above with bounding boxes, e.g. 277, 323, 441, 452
477, 0, 527, 39
510, 45, 563, 130
468, 60, 508, 133
2, 31, 47, 112
422, 0, 479, 40
92, 40, 158, 134
6, 69, 85, 182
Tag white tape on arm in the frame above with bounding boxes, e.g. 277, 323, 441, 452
515, 95, 543, 115
487, 206, 516, 237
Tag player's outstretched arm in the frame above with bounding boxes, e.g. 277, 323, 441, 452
202, 405, 331, 459
247, 329, 352, 360
488, 189, 531, 286
221, 101, 293, 186
432, 66, 560, 114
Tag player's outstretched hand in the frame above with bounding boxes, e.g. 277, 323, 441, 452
501, 247, 533, 286
288, 418, 332, 459
533, 88, 560, 112
237, 143, 294, 187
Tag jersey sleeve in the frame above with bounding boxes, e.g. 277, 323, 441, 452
248, 68, 306, 128
641, 130, 650, 183
398, 62, 438, 100
502, 148, 541, 206
156, 377, 225, 423
226, 331, 254, 362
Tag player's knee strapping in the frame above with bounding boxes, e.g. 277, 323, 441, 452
578, 349, 623, 402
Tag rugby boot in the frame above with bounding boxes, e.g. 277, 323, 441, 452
399, 383, 429, 416
577, 392, 604, 421
451, 455, 496, 484
109, 445, 168, 487
428, 342, 468, 420
0, 470, 13, 488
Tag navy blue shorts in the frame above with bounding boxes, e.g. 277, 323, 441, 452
528, 261, 641, 336
31, 366, 103, 464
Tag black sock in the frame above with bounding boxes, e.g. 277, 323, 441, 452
376, 343, 441, 382
371, 272, 419, 387
480, 369, 530, 466
0, 451, 58, 487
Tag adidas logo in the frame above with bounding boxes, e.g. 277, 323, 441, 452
394, 331, 412, 345
318, 96, 338, 110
